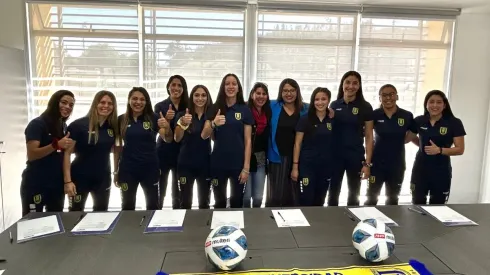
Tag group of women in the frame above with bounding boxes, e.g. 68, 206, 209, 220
20, 71, 466, 216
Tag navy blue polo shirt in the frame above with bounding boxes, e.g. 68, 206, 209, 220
155, 98, 182, 167
411, 115, 466, 170
330, 97, 374, 159
118, 113, 159, 167
68, 117, 115, 177
372, 107, 416, 170
175, 111, 211, 169
208, 104, 254, 171
22, 117, 64, 187
295, 114, 334, 164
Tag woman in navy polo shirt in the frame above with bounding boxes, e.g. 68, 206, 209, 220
364, 84, 416, 206
174, 85, 213, 209
154, 75, 189, 209
291, 87, 334, 207
243, 82, 271, 208
328, 71, 374, 206
266, 78, 308, 207
63, 90, 119, 212
202, 73, 254, 209
21, 90, 75, 216
115, 87, 173, 210
408, 90, 465, 205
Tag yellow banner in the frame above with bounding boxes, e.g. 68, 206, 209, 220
174, 263, 419, 275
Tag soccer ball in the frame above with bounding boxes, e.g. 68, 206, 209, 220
352, 218, 395, 262
204, 225, 248, 271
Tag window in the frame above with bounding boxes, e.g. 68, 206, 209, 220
257, 11, 356, 99
143, 7, 245, 101
358, 17, 454, 200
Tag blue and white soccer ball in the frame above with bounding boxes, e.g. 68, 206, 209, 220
204, 225, 248, 271
352, 218, 396, 262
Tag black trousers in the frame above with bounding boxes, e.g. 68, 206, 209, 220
119, 164, 159, 210
365, 166, 405, 206
21, 182, 64, 217
178, 166, 211, 209
298, 161, 331, 207
68, 174, 111, 212
212, 169, 244, 209
266, 156, 298, 207
159, 164, 180, 209
328, 157, 363, 206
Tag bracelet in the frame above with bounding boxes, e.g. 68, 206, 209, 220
64, 181, 73, 185
241, 169, 250, 174
293, 162, 299, 164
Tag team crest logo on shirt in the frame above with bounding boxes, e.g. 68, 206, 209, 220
302, 178, 309, 186
120, 183, 129, 192
179, 177, 187, 185
33, 194, 42, 204
398, 118, 405, 126
235, 113, 242, 120
440, 127, 448, 135
326, 122, 332, 130
143, 121, 151, 130
352, 107, 359, 115
369, 176, 376, 184
211, 179, 218, 186
107, 129, 114, 137
74, 195, 82, 203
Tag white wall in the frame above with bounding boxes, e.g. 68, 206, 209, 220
448, 8, 490, 203
0, 0, 25, 50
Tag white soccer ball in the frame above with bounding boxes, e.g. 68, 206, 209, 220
352, 218, 395, 262
204, 225, 248, 271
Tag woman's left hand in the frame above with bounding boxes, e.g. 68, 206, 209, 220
238, 170, 249, 184
424, 140, 441, 155
360, 166, 370, 180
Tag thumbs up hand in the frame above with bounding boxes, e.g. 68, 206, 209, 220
158, 112, 170, 129
181, 108, 193, 126
213, 109, 226, 127
424, 140, 441, 155
58, 131, 73, 149
165, 104, 175, 120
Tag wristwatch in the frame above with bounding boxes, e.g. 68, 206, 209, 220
177, 118, 189, 130
362, 161, 373, 168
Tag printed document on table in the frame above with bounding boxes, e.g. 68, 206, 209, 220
348, 207, 399, 227
0, 270, 4, 274
211, 211, 244, 229
17, 215, 63, 243
142, 209, 187, 234
71, 212, 120, 233
272, 209, 310, 227
421, 206, 478, 226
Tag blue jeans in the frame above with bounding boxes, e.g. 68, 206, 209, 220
243, 165, 266, 208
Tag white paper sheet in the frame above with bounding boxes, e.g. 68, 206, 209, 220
0, 270, 5, 274
71, 212, 120, 233
148, 210, 186, 228
272, 209, 310, 227
17, 215, 61, 242
211, 211, 244, 229
348, 207, 399, 226
420, 206, 478, 226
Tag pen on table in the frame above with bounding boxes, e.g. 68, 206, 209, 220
277, 211, 286, 222
408, 207, 426, 215
140, 216, 146, 226
9, 231, 12, 244
344, 211, 356, 222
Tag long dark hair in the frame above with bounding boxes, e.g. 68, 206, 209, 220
277, 78, 303, 114
423, 90, 454, 118
188, 85, 213, 134
40, 89, 75, 139
306, 87, 331, 134
166, 75, 189, 112
209, 73, 245, 120
248, 82, 272, 122
121, 87, 154, 137
337, 71, 365, 101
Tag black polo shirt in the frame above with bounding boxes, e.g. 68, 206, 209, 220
330, 97, 373, 160
372, 107, 416, 170
175, 111, 211, 170
154, 98, 182, 167
295, 114, 334, 164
